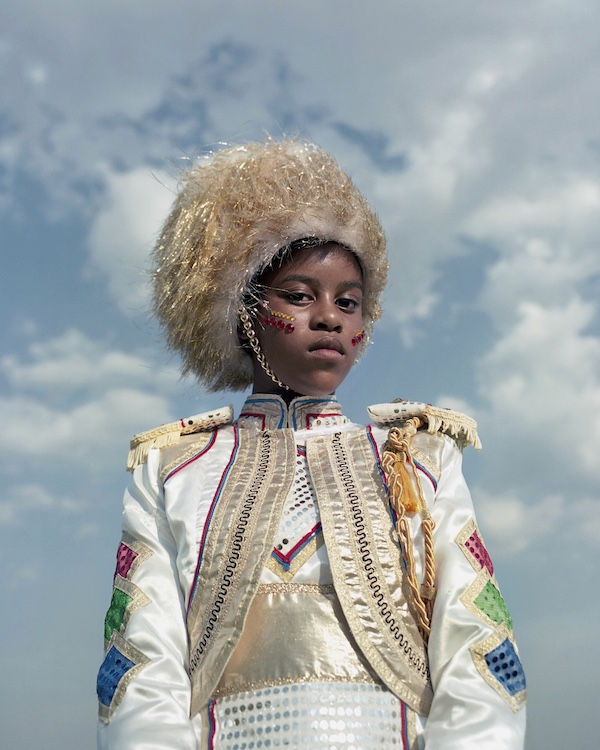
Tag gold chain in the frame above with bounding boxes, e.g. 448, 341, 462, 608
239, 309, 290, 391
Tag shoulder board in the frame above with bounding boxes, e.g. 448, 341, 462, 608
367, 399, 482, 451
127, 405, 234, 472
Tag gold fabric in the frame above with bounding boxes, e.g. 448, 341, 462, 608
214, 583, 380, 698
307, 429, 433, 715
410, 430, 445, 484
187, 426, 433, 719
187, 429, 297, 715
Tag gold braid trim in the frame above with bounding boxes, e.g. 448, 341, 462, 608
381, 418, 436, 644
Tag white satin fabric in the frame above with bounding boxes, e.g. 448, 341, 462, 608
97, 395, 526, 749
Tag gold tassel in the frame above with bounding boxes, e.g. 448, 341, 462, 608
381, 418, 436, 644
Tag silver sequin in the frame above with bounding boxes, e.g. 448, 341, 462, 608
212, 682, 403, 749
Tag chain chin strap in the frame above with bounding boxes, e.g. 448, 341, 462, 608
381, 417, 436, 644
239, 308, 290, 391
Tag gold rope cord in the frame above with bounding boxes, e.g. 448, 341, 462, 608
238, 309, 290, 391
381, 418, 436, 644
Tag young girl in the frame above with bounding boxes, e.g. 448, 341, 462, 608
97, 140, 526, 749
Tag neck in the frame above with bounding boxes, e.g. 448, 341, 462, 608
251, 385, 336, 405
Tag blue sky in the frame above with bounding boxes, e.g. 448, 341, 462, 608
2, 1, 599, 747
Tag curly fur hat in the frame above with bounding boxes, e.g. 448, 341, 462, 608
152, 140, 388, 391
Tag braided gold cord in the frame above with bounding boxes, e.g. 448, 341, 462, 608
381, 418, 436, 644
239, 310, 290, 391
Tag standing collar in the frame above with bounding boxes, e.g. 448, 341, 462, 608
237, 394, 348, 431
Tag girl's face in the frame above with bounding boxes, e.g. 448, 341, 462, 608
251, 242, 364, 398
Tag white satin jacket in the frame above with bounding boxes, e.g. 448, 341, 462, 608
97, 394, 526, 749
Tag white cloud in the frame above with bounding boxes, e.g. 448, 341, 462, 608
476, 488, 565, 556
466, 174, 600, 330
476, 487, 600, 557
477, 298, 600, 479
1, 328, 179, 397
0, 483, 80, 525
86, 167, 175, 312
0, 388, 172, 467
0, 329, 185, 470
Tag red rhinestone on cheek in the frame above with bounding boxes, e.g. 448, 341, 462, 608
269, 317, 277, 326
277, 320, 285, 329
285, 323, 295, 333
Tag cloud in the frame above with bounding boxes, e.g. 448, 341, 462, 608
475, 489, 565, 556
0, 483, 80, 525
1, 328, 179, 397
476, 298, 600, 484
0, 329, 184, 471
0, 388, 172, 468
476, 487, 600, 557
85, 167, 175, 312
466, 174, 600, 329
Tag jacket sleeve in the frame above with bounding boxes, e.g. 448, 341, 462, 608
423, 436, 526, 750
97, 449, 200, 749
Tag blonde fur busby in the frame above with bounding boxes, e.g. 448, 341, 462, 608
152, 139, 388, 391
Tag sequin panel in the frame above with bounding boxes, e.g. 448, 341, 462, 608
114, 543, 138, 581
104, 588, 133, 640
274, 453, 320, 554
211, 682, 405, 749
474, 581, 513, 630
97, 645, 136, 707
464, 529, 494, 576
484, 639, 526, 697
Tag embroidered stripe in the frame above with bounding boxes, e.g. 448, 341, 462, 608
413, 460, 437, 491
307, 429, 433, 716
162, 430, 217, 484
400, 701, 409, 750
187, 429, 240, 612
189, 433, 274, 668
270, 523, 321, 567
187, 429, 296, 715
330, 434, 427, 677
208, 699, 217, 749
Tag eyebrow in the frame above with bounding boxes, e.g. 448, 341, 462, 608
276, 274, 364, 291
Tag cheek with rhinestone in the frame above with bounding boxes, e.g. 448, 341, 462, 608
352, 329, 365, 346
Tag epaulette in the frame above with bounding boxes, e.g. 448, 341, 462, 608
126, 405, 234, 472
367, 399, 482, 451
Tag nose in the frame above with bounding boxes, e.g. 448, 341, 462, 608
312, 299, 342, 332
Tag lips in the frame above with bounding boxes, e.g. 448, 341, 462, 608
309, 336, 345, 355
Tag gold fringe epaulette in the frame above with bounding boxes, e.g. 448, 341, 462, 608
367, 399, 482, 451
127, 405, 234, 472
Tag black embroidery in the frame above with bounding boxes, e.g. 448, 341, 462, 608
330, 433, 429, 680
189, 432, 273, 674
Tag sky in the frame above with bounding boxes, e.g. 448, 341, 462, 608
1, 1, 599, 747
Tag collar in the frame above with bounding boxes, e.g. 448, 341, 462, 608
237, 393, 348, 431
